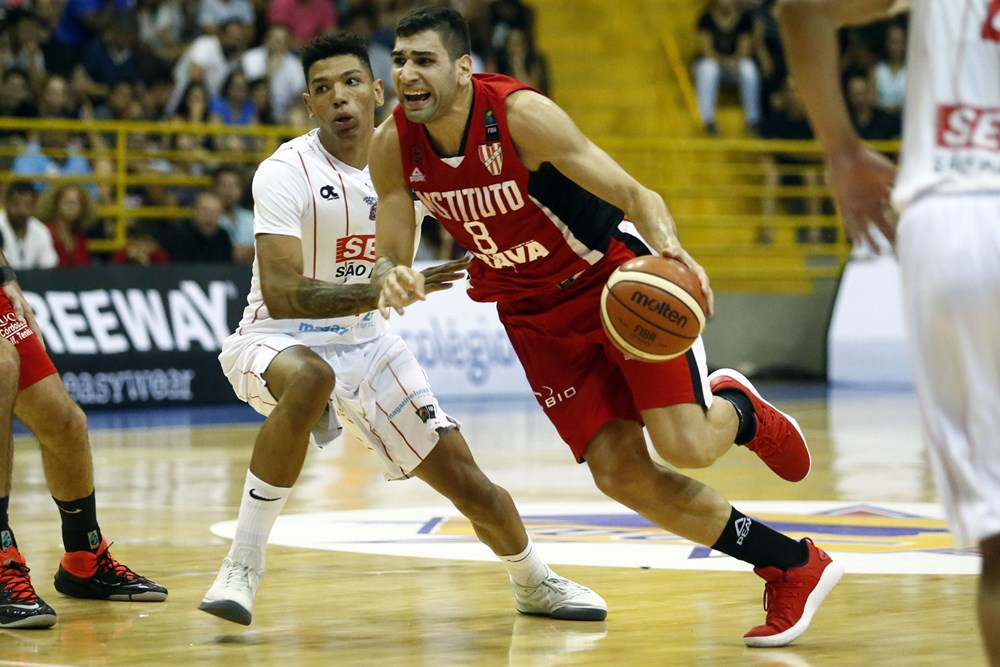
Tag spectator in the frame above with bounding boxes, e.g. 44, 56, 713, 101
37, 74, 77, 117
1, 9, 48, 95
159, 191, 233, 262
37, 183, 94, 268
91, 79, 141, 121
241, 23, 304, 123
197, 0, 254, 33
494, 26, 549, 96
168, 19, 247, 116
32, 0, 75, 78
693, 0, 761, 136
80, 10, 142, 96
209, 68, 256, 125
0, 67, 38, 143
135, 0, 186, 65
759, 77, 829, 240
140, 60, 176, 119
52, 0, 135, 52
0, 181, 58, 269
12, 129, 96, 198
247, 77, 274, 124
171, 79, 211, 124
872, 22, 906, 125
109, 221, 170, 265
486, 0, 534, 59
266, 0, 337, 48
209, 69, 257, 151
844, 71, 899, 141
213, 165, 255, 263
838, 26, 877, 80
750, 0, 785, 119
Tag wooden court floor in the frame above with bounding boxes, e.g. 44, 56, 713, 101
4, 387, 986, 666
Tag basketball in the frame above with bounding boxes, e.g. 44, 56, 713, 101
600, 255, 707, 362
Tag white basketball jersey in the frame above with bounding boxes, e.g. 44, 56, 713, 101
236, 129, 385, 345
892, 0, 1000, 210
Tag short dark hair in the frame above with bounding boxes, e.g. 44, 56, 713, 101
300, 32, 374, 86
5, 181, 36, 201
396, 6, 471, 61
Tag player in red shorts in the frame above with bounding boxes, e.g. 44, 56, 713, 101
0, 255, 167, 629
370, 6, 842, 648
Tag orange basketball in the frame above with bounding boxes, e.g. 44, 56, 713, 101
600, 256, 708, 362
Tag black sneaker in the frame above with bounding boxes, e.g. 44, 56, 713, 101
1, 547, 57, 628
53, 539, 168, 602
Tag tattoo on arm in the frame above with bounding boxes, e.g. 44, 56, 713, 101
370, 256, 398, 287
284, 277, 380, 318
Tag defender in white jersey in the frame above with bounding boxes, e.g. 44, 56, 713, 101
779, 1, 1000, 663
198, 32, 606, 626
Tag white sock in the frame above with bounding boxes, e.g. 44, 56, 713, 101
228, 470, 291, 571
500, 539, 550, 588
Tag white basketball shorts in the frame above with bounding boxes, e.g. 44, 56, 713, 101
218, 332, 459, 480
896, 191, 1000, 546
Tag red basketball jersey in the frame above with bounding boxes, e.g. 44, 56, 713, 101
393, 73, 633, 302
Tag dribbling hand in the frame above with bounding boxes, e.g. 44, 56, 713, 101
658, 245, 714, 318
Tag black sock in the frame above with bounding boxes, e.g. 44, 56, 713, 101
0, 495, 16, 551
711, 507, 809, 570
54, 491, 102, 553
716, 389, 757, 444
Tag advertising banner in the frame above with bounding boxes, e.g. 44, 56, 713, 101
15, 261, 532, 408
18, 265, 250, 408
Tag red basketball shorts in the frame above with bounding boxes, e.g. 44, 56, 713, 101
496, 252, 709, 463
0, 291, 58, 390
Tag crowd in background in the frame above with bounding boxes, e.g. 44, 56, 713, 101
694, 0, 906, 141
0, 0, 550, 267
0, 0, 911, 268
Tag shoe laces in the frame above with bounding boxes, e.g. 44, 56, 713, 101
224, 561, 258, 590
541, 576, 589, 598
748, 407, 792, 457
761, 576, 804, 627
95, 542, 145, 583
1, 558, 40, 604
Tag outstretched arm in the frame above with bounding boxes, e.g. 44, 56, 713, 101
370, 119, 430, 317
257, 233, 381, 319
506, 90, 714, 316
777, 0, 901, 251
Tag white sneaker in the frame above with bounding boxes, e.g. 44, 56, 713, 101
198, 556, 264, 626
511, 571, 607, 621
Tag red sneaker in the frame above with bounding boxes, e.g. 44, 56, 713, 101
1, 546, 57, 628
744, 538, 844, 647
54, 538, 168, 602
708, 369, 811, 482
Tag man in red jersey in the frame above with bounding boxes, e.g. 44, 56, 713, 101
0, 253, 167, 629
370, 6, 841, 648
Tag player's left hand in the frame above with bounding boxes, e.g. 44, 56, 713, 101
659, 245, 715, 318
421, 255, 471, 295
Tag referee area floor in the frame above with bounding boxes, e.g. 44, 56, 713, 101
6, 384, 986, 666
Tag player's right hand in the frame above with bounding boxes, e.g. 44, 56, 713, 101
659, 245, 715, 318
826, 143, 897, 253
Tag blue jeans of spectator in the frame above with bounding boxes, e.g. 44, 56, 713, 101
694, 57, 762, 128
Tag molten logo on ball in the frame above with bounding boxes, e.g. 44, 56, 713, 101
600, 256, 708, 363
629, 291, 689, 329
